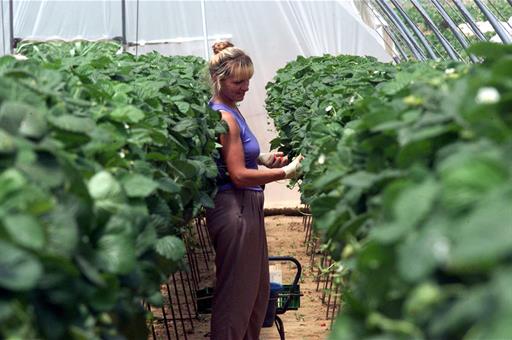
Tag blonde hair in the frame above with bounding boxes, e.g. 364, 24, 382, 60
208, 41, 254, 94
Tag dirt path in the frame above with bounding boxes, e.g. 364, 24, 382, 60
191, 215, 332, 340
261, 216, 331, 340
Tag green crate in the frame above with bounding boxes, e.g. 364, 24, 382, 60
277, 284, 301, 310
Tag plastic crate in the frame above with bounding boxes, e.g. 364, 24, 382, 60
277, 284, 301, 310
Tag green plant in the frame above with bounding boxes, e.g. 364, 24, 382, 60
0, 41, 222, 339
266, 42, 512, 339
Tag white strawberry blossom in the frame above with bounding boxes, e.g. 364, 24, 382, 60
325, 105, 333, 112
432, 237, 450, 261
336, 263, 345, 274
444, 68, 455, 75
318, 154, 326, 165
475, 87, 500, 104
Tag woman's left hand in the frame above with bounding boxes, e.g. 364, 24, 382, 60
258, 152, 289, 168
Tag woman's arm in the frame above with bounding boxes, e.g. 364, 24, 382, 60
220, 111, 286, 187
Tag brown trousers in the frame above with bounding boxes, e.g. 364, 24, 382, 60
205, 189, 269, 340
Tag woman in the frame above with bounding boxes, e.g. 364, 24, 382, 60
206, 41, 303, 340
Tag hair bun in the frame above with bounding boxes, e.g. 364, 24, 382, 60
212, 41, 234, 55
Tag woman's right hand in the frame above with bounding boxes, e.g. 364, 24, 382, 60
258, 152, 288, 168
282, 154, 304, 179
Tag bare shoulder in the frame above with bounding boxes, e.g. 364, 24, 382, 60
219, 110, 240, 134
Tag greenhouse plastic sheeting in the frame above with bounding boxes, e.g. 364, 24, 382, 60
5, 0, 391, 208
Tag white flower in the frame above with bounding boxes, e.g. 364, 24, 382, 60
336, 263, 345, 273
373, 70, 380, 74
349, 96, 356, 105
432, 237, 450, 261
344, 128, 355, 137
124, 123, 130, 129
325, 105, 333, 112
476, 87, 500, 104
119, 151, 126, 159
318, 154, 326, 165
444, 68, 455, 75
13, 54, 28, 61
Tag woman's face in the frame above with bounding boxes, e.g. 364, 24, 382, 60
219, 75, 250, 103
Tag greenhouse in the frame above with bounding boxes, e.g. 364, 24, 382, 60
0, 0, 511, 339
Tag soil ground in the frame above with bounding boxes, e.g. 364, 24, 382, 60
192, 215, 332, 340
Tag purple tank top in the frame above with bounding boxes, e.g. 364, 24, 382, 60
209, 101, 263, 192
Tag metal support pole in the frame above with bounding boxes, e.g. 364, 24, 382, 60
9, 0, 13, 54
362, 0, 406, 62
452, 0, 487, 41
383, 26, 409, 62
389, 0, 438, 60
410, 0, 460, 60
487, 0, 512, 32
431, 0, 478, 63
375, 0, 426, 60
473, 0, 512, 43
1, 0, 5, 55
200, 0, 209, 60
121, 0, 127, 50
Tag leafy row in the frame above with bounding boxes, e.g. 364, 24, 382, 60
0, 41, 222, 339
266, 43, 512, 339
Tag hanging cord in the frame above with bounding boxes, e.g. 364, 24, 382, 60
1, 0, 5, 55
135, 0, 140, 56
487, 0, 512, 32
361, 0, 405, 62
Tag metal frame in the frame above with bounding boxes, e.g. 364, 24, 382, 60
431, 0, 478, 62
200, 0, 209, 60
9, 0, 13, 54
121, 0, 127, 50
389, 0, 438, 60
375, 0, 426, 60
474, 0, 512, 44
1, 0, 5, 55
361, 0, 406, 62
452, 0, 487, 42
409, 0, 461, 60
5, 0, 512, 59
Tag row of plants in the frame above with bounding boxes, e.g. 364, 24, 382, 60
0, 41, 222, 339
266, 42, 512, 339
385, 0, 512, 62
